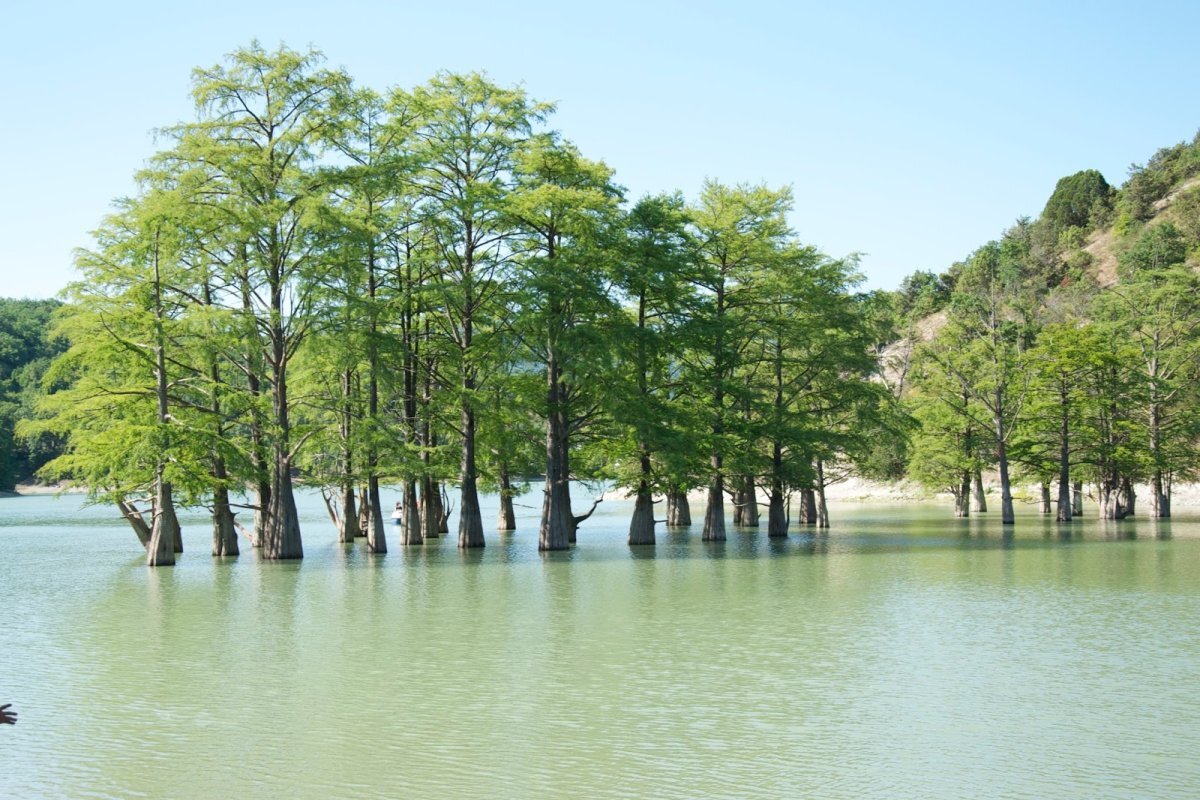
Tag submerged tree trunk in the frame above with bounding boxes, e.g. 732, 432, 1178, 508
814, 459, 829, 529
540, 348, 575, 551
421, 477, 440, 540
147, 478, 179, 567
1072, 481, 1083, 517
401, 480, 422, 546
1056, 480, 1072, 523
1151, 470, 1170, 519
497, 467, 517, 531
436, 485, 450, 533
767, 484, 788, 538
366, 476, 387, 554
339, 485, 360, 544
737, 475, 759, 527
263, 454, 303, 560
628, 486, 656, 546
801, 488, 817, 525
1099, 477, 1121, 520
458, 377, 485, 548
954, 472, 971, 518
1120, 476, 1135, 517
702, 464, 726, 542
1056, 401, 1072, 522
972, 472, 987, 512
211, 483, 239, 557
997, 440, 1015, 525
666, 488, 691, 526
628, 452, 656, 545
1040, 482, 1052, 514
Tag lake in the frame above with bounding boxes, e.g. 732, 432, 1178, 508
2, 486, 1198, 799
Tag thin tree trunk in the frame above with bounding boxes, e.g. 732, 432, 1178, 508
118, 500, 151, 548
421, 477, 440, 540
815, 459, 829, 528
339, 484, 360, 543
1056, 396, 1071, 522
1040, 482, 1051, 514
366, 475, 387, 553
497, 466, 516, 531
212, 482, 239, 557
1072, 481, 1083, 517
997, 440, 1014, 525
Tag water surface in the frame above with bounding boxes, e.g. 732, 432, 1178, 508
2, 488, 1198, 799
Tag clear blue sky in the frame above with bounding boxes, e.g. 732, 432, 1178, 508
3, 0, 1198, 298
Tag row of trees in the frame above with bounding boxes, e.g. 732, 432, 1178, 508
28, 43, 885, 564
900, 155, 1200, 522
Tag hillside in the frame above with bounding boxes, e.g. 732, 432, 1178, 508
886, 130, 1200, 378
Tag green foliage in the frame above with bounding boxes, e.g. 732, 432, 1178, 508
1042, 169, 1112, 231
0, 299, 65, 490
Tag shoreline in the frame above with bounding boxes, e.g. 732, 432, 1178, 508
10, 478, 1200, 511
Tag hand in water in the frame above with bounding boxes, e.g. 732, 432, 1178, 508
0, 704, 15, 725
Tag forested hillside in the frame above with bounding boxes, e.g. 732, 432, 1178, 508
0, 299, 64, 491
889, 130, 1200, 522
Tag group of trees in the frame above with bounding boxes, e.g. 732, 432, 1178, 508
24, 43, 883, 564
898, 134, 1200, 523
0, 299, 64, 491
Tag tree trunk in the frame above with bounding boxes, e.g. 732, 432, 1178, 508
997, 440, 1015, 525
539, 352, 574, 551
666, 488, 691, 526
1099, 477, 1120, 520
702, 465, 726, 541
767, 483, 788, 537
1151, 470, 1170, 518
338, 485, 360, 543
1056, 480, 1072, 523
147, 477, 179, 567
436, 485, 450, 533
420, 477, 440, 540
1040, 482, 1051, 514
801, 488, 817, 525
1056, 400, 1071, 522
628, 483, 656, 546
1072, 481, 1083, 517
263, 454, 303, 560
738, 475, 759, 526
497, 467, 517, 531
457, 356, 485, 547
401, 480, 422, 546
211, 483, 239, 557
1120, 476, 1135, 517
972, 472, 987, 512
814, 459, 829, 528
954, 473, 970, 518
366, 475, 387, 553
118, 500, 151, 548
357, 486, 371, 536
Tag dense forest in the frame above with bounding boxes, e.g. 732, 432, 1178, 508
0, 299, 64, 491
8, 43, 1200, 566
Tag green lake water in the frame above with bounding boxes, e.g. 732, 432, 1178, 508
2, 486, 1199, 799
